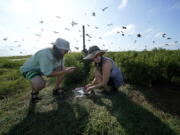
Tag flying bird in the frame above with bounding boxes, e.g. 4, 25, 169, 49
87, 24, 90, 27
74, 47, 79, 50
94, 26, 99, 29
39, 21, 43, 23
35, 34, 41, 37
134, 40, 137, 44
165, 44, 169, 46
167, 37, 172, 40
121, 31, 124, 36
102, 7, 108, 11
3, 37, 7, 41
174, 41, 178, 44
65, 28, 70, 31
53, 31, 59, 34
152, 41, 155, 44
107, 23, 113, 26
86, 34, 92, 38
92, 12, 96, 16
122, 26, 127, 29
71, 21, 78, 27
56, 16, 61, 19
137, 33, 142, 38
162, 33, 166, 38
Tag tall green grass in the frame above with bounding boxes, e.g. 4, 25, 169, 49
0, 58, 28, 99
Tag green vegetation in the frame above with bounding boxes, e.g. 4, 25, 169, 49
106, 49, 180, 86
0, 58, 28, 99
0, 49, 180, 135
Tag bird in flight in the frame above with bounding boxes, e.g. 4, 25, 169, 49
137, 33, 142, 38
122, 26, 127, 29
162, 33, 166, 38
39, 21, 43, 24
92, 12, 96, 16
3, 37, 8, 41
74, 46, 79, 50
35, 34, 41, 37
107, 23, 113, 26
86, 34, 92, 38
65, 28, 70, 31
174, 41, 178, 44
102, 7, 108, 11
71, 21, 78, 27
53, 31, 59, 34
56, 16, 61, 19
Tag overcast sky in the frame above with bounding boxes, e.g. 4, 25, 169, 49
0, 0, 180, 56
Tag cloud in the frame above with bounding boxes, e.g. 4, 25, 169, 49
118, 0, 128, 9
102, 24, 136, 37
154, 32, 164, 38
145, 28, 153, 33
144, 28, 154, 38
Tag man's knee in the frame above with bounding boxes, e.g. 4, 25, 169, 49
31, 76, 46, 90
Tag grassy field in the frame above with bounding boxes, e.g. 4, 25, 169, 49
0, 54, 180, 135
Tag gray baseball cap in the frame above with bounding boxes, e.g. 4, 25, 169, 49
54, 38, 70, 51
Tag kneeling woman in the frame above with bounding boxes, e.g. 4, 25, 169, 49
84, 46, 123, 93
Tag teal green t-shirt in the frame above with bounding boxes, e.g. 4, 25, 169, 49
20, 48, 64, 76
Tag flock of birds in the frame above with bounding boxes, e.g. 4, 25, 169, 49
2, 6, 179, 54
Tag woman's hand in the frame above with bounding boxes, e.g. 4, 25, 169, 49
85, 83, 93, 88
64, 67, 76, 73
85, 85, 95, 92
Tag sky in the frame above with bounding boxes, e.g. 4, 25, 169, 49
0, 0, 180, 56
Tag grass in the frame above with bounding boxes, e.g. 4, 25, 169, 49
0, 84, 180, 135
0, 56, 180, 135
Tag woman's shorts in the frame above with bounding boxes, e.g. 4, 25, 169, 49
108, 77, 123, 90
